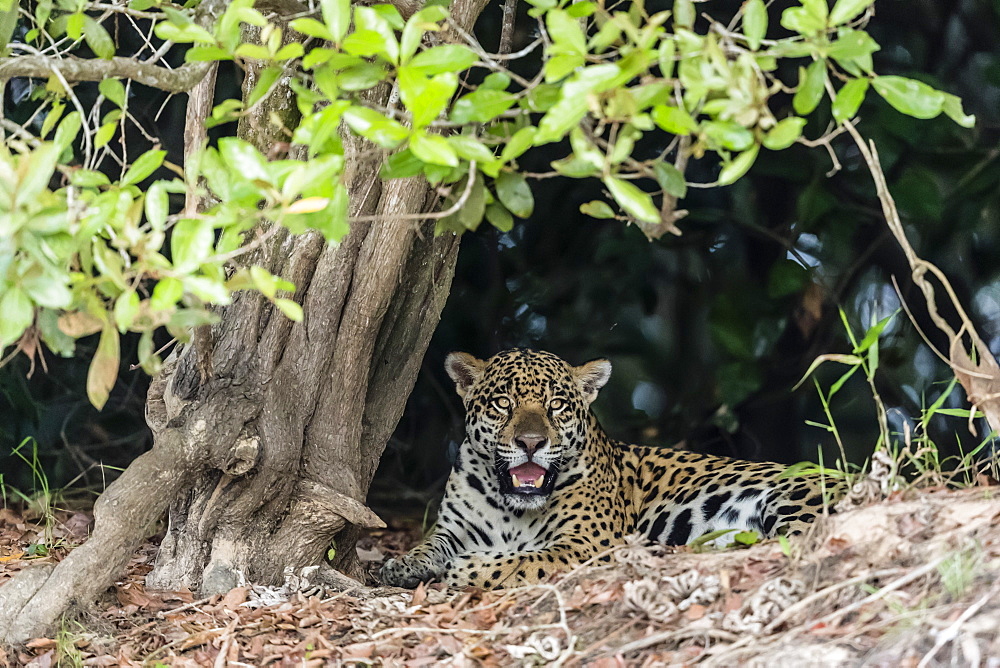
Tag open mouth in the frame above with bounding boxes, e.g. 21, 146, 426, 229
499, 461, 557, 496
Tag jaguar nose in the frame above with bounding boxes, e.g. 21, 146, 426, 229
514, 434, 547, 457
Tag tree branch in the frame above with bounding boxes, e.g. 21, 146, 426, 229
0, 55, 212, 93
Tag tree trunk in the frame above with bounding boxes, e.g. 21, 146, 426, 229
0, 0, 487, 643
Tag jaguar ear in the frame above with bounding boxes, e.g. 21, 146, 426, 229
573, 358, 612, 404
445, 352, 487, 398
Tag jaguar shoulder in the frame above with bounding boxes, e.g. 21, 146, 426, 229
380, 348, 841, 589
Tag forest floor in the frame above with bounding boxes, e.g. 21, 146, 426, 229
2, 484, 1000, 667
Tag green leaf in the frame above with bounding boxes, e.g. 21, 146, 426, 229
827, 29, 879, 63
380, 149, 424, 179
743, 0, 767, 50
289, 17, 332, 40
438, 173, 487, 232
22, 271, 71, 309
170, 218, 215, 270
83, 16, 114, 59
320, 0, 350, 42
53, 111, 82, 150
40, 102, 65, 140
87, 324, 120, 410
829, 0, 873, 26
448, 135, 496, 163
657, 37, 675, 78
342, 29, 389, 58
409, 131, 459, 167
872, 75, 944, 120
673, 0, 694, 29
546, 9, 586, 55
65, 11, 84, 38
354, 6, 399, 64
603, 176, 659, 224
154, 20, 216, 44
0, 286, 35, 350
831, 78, 869, 123
145, 181, 169, 230
651, 104, 697, 135
114, 290, 140, 332
274, 298, 303, 321
762, 116, 806, 150
853, 311, 895, 354
653, 162, 686, 198
342, 106, 409, 148
702, 121, 754, 151
151, 276, 184, 311
121, 149, 166, 186
536, 64, 620, 143
495, 172, 533, 218
407, 45, 477, 76
780, 0, 827, 35
484, 202, 513, 232
70, 169, 111, 187
337, 62, 388, 91
499, 127, 537, 163
792, 60, 827, 116
398, 68, 458, 128
450, 89, 516, 124
941, 93, 975, 128
247, 66, 281, 109
98, 78, 126, 108
218, 137, 269, 182
187, 46, 233, 62
580, 200, 616, 219
94, 121, 116, 149
718, 144, 759, 185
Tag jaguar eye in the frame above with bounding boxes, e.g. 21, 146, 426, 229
492, 397, 512, 411
549, 398, 566, 413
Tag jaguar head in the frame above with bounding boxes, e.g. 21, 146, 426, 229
446, 349, 612, 511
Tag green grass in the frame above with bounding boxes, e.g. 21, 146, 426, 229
796, 308, 999, 497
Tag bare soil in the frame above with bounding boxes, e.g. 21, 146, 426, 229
2, 485, 1000, 667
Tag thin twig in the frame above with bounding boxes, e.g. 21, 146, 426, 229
762, 568, 905, 633
917, 585, 995, 668
807, 555, 946, 628
349, 160, 478, 224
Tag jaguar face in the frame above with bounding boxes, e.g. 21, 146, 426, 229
446, 349, 612, 512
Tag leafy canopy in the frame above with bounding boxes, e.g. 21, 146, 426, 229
0, 0, 973, 407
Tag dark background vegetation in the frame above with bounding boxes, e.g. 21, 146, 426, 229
3, 1, 999, 520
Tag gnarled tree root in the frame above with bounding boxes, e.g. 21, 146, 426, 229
0, 437, 190, 644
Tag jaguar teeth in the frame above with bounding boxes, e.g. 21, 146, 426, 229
533, 477, 543, 488
511, 473, 520, 487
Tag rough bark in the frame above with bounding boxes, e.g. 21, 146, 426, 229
0, 0, 487, 644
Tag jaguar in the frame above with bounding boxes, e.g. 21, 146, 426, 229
380, 349, 838, 589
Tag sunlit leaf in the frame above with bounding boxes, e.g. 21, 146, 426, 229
0, 286, 34, 349
762, 116, 806, 150
580, 200, 616, 219
121, 149, 166, 186
410, 131, 459, 167
603, 176, 659, 223
743, 0, 767, 50
829, 0, 874, 26
831, 78, 869, 123
717, 144, 759, 185
872, 75, 944, 119
792, 60, 827, 115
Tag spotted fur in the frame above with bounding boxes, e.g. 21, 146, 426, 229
380, 349, 839, 589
